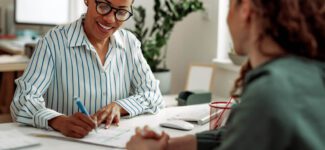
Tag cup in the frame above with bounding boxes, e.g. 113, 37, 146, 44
209, 98, 235, 130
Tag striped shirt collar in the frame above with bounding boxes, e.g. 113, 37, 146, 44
67, 15, 125, 51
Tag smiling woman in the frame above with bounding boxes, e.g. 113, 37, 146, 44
11, 0, 163, 138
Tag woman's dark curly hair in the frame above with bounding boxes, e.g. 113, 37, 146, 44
230, 0, 325, 97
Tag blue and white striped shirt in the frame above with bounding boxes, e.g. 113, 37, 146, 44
10, 16, 163, 129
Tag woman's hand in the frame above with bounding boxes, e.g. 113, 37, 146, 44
127, 126, 170, 150
137, 125, 162, 139
93, 102, 128, 128
49, 113, 96, 138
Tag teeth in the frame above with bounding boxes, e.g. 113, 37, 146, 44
98, 23, 112, 30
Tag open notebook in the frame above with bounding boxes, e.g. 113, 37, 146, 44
170, 104, 222, 125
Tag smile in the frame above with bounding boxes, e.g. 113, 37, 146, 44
98, 22, 113, 30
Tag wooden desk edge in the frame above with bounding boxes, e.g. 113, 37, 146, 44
0, 62, 28, 72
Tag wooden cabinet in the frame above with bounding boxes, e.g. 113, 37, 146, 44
0, 45, 29, 114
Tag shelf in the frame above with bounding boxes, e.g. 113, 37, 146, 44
0, 55, 29, 72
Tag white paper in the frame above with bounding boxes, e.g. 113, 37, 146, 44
36, 127, 135, 148
0, 129, 40, 149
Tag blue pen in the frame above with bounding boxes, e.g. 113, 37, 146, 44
74, 97, 98, 132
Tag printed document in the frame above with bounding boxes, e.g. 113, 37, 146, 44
35, 126, 134, 148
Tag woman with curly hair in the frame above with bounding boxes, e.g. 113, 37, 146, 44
126, 0, 325, 149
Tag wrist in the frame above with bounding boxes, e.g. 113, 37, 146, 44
168, 135, 196, 150
48, 115, 66, 131
113, 102, 128, 116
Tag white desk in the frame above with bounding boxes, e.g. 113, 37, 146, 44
0, 105, 209, 149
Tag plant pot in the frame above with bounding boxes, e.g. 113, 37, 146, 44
153, 69, 171, 94
228, 52, 247, 66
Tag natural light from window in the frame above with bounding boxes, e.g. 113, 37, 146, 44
216, 0, 232, 62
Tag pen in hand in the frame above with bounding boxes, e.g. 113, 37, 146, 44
74, 97, 98, 133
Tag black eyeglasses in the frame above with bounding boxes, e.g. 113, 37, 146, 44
95, 0, 133, 22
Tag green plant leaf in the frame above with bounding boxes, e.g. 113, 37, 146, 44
130, 0, 204, 71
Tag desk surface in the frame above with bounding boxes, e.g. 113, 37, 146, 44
0, 105, 209, 149
0, 62, 28, 72
0, 55, 29, 72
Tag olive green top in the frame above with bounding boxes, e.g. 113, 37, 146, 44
196, 56, 325, 150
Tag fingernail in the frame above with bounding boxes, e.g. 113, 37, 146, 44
105, 125, 109, 129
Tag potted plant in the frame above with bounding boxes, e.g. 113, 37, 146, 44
129, 0, 204, 94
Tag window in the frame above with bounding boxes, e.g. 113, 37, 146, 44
216, 0, 232, 62
15, 0, 86, 25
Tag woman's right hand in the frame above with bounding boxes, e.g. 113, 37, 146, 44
137, 125, 163, 139
49, 113, 96, 138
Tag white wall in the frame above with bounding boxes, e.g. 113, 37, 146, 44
128, 0, 238, 98
127, 0, 220, 94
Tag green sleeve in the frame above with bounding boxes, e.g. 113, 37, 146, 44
196, 127, 226, 150
217, 77, 291, 150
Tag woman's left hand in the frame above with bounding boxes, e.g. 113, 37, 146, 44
93, 102, 127, 128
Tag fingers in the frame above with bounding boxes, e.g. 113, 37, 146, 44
135, 127, 142, 135
144, 126, 161, 139
69, 125, 90, 138
59, 115, 94, 138
126, 134, 140, 150
135, 126, 161, 139
94, 116, 98, 127
113, 113, 120, 125
91, 103, 123, 129
74, 112, 96, 130
158, 132, 170, 149
97, 109, 108, 123
161, 132, 169, 140
105, 106, 121, 129
105, 113, 115, 128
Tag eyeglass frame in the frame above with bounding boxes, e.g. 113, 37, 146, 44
94, 0, 133, 22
